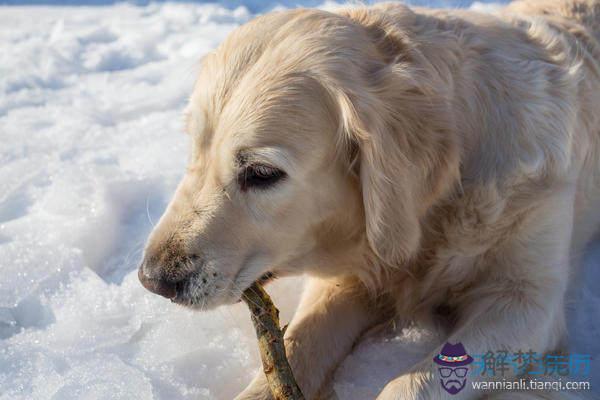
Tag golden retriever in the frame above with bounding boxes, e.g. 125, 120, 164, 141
138, 0, 600, 398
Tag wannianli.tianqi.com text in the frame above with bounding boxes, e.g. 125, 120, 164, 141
471, 379, 591, 392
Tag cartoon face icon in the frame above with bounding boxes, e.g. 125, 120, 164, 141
438, 366, 469, 394
433, 342, 473, 395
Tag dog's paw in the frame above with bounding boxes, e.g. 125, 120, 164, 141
234, 374, 273, 400
376, 363, 437, 400
233, 392, 272, 400
234, 388, 272, 400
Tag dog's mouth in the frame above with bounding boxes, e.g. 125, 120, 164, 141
233, 271, 277, 303
258, 271, 276, 285
170, 270, 277, 309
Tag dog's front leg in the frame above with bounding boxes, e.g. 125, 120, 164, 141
236, 276, 382, 400
377, 193, 574, 400
376, 280, 568, 400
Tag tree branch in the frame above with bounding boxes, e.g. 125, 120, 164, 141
242, 282, 305, 400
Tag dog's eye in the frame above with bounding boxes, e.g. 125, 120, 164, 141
238, 163, 286, 191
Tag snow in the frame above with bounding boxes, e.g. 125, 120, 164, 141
0, 1, 598, 399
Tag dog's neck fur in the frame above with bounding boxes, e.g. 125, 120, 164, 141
341, 4, 599, 312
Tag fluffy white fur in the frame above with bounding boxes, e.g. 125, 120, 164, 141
139, 1, 600, 398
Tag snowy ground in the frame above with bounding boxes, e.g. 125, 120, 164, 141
0, 1, 598, 399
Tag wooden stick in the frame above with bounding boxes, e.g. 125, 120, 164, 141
242, 282, 305, 400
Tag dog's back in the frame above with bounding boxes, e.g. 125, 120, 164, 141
507, 0, 600, 254
509, 0, 600, 39
509, 0, 600, 59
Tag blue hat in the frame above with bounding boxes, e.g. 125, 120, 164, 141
433, 342, 474, 367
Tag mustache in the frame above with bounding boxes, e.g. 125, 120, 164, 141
443, 379, 463, 387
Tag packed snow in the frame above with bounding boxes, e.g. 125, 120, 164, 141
0, 1, 598, 399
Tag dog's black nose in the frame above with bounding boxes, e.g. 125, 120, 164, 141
138, 267, 177, 299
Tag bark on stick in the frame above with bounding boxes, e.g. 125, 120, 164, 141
242, 282, 305, 400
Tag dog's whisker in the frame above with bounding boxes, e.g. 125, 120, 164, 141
145, 196, 155, 228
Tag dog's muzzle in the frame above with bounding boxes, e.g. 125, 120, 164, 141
137, 267, 178, 299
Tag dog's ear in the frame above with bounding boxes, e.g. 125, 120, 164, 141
339, 83, 458, 266
330, 7, 459, 266
335, 90, 423, 266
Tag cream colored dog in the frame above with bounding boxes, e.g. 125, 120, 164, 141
138, 1, 600, 398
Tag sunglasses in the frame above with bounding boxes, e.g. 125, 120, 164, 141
438, 367, 469, 378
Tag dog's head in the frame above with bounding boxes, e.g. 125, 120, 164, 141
138, 6, 458, 309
